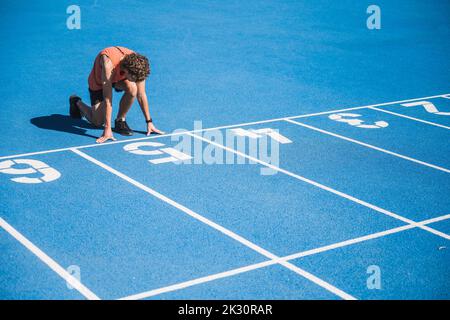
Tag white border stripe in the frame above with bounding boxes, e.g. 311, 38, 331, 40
119, 261, 276, 300
0, 93, 448, 161
284, 213, 450, 261
285, 119, 450, 174
369, 107, 450, 130
71, 148, 355, 300
0, 218, 100, 300
187, 132, 450, 241
0, 108, 366, 161
119, 214, 450, 300
0, 107, 367, 161
289, 93, 450, 120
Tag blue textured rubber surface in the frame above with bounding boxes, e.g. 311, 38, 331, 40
0, 0, 449, 300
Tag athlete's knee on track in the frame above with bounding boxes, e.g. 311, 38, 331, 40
124, 81, 137, 98
90, 111, 105, 127
113, 79, 137, 98
90, 118, 104, 127
89, 102, 106, 127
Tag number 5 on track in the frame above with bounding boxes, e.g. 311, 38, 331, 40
0, 159, 61, 184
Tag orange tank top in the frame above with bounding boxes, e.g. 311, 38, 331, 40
88, 46, 135, 91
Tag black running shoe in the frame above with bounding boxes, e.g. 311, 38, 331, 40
69, 95, 82, 119
114, 119, 134, 136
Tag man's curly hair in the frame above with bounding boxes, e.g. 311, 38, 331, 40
120, 53, 150, 82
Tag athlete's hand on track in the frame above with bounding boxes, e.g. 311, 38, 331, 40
147, 122, 164, 136
96, 128, 117, 143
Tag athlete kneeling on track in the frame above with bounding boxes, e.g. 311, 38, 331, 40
69, 46, 164, 143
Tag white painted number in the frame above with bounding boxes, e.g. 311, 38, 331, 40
401, 101, 450, 116
329, 113, 389, 129
123, 142, 192, 164
124, 141, 166, 156
230, 128, 293, 144
0, 159, 61, 184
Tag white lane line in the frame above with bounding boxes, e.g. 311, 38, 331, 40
0, 110, 364, 161
119, 214, 450, 300
285, 119, 450, 174
283, 213, 450, 261
70, 148, 356, 300
0, 109, 363, 161
119, 261, 276, 300
0, 217, 100, 300
1, 93, 448, 161
0, 147, 78, 161
187, 132, 450, 241
369, 107, 450, 131
288, 93, 450, 119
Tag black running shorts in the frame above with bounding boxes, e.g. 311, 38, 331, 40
88, 83, 124, 106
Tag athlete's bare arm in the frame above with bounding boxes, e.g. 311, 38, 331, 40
136, 80, 164, 136
96, 55, 116, 143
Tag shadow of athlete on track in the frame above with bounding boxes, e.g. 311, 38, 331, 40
30, 114, 152, 138
30, 114, 100, 139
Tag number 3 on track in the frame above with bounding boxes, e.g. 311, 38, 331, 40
328, 113, 389, 129
0, 159, 61, 184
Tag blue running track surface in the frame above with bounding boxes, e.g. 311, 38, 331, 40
1, 0, 449, 300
